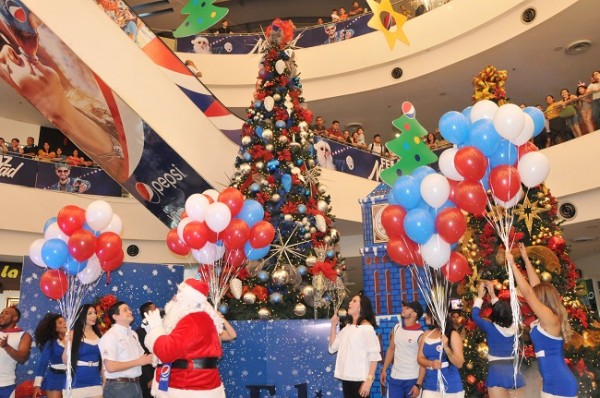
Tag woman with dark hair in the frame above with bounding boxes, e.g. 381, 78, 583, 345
507, 244, 577, 398
473, 280, 525, 397
417, 307, 464, 397
329, 294, 381, 398
33, 313, 67, 398
425, 133, 437, 149
64, 304, 103, 398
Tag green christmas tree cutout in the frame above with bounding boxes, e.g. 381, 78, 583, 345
174, 0, 228, 38
380, 101, 438, 187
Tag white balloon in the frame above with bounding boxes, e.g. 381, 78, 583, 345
510, 113, 534, 146
202, 189, 220, 202
470, 100, 498, 123
264, 96, 275, 112
438, 147, 464, 181
185, 193, 210, 221
493, 104, 525, 140
420, 173, 450, 209
192, 242, 217, 264
100, 214, 123, 235
215, 243, 226, 260
494, 189, 523, 209
29, 239, 48, 267
77, 255, 103, 284
44, 223, 69, 243
420, 234, 451, 270
518, 152, 550, 188
177, 217, 193, 243
205, 202, 232, 233
275, 59, 286, 74
86, 200, 113, 231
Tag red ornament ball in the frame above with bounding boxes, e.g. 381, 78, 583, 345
547, 235, 566, 253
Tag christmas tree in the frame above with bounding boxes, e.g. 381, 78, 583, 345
174, 0, 228, 38
380, 101, 438, 187
456, 185, 600, 397
222, 19, 346, 320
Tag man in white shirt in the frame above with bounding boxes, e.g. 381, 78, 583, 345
380, 301, 425, 398
0, 306, 32, 398
99, 301, 153, 398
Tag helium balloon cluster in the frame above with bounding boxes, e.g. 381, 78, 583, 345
29, 200, 124, 300
166, 187, 275, 265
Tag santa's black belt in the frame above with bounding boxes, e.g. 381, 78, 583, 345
171, 357, 219, 369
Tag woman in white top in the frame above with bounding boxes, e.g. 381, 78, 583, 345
329, 294, 381, 398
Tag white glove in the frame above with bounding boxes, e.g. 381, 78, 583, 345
142, 309, 162, 332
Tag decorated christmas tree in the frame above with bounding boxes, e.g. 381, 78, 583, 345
380, 101, 438, 186
222, 19, 346, 320
174, 0, 228, 38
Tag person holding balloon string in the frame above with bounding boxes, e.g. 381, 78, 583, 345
33, 313, 68, 398
473, 280, 525, 398
506, 245, 578, 398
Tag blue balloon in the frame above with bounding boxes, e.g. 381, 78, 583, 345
411, 166, 435, 185
244, 242, 270, 261
523, 106, 545, 138
42, 239, 68, 269
469, 119, 501, 156
489, 140, 517, 168
44, 217, 57, 233
481, 165, 491, 191
237, 200, 264, 228
429, 199, 456, 220
438, 111, 470, 145
64, 256, 87, 275
281, 174, 292, 192
392, 175, 421, 210
404, 208, 435, 244
462, 106, 473, 120
387, 191, 399, 205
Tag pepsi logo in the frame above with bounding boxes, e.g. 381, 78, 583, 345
136, 182, 160, 204
161, 364, 171, 377
402, 101, 416, 119
7, 2, 26, 23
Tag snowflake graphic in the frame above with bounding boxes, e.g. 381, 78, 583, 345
152, 270, 158, 276
112, 286, 118, 292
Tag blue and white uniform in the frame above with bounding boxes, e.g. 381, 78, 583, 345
421, 331, 464, 398
530, 321, 577, 398
472, 298, 525, 389
388, 324, 423, 398
34, 339, 66, 391
70, 338, 102, 397
0, 329, 25, 398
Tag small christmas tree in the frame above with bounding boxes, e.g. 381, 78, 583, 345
380, 101, 438, 187
222, 19, 346, 320
174, 0, 228, 38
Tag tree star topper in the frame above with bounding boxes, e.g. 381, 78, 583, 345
366, 0, 409, 49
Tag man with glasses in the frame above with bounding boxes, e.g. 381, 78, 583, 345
50, 163, 91, 193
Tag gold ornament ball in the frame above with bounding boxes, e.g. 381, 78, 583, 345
306, 255, 317, 267
540, 272, 552, 283
494, 282, 503, 291
466, 362, 474, 370
476, 342, 489, 359
258, 307, 271, 320
243, 292, 256, 305
293, 303, 306, 317
591, 381, 598, 390
535, 268, 541, 274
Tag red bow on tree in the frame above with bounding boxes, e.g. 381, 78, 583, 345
311, 258, 338, 282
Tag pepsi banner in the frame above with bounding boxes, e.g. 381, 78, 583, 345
0, 154, 38, 187
176, 14, 374, 55
314, 137, 388, 181
35, 161, 122, 197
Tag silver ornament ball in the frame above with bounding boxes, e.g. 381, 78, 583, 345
272, 269, 290, 286
306, 255, 317, 267
293, 303, 307, 317
302, 285, 314, 298
317, 200, 328, 213
243, 292, 256, 305
256, 161, 264, 170
258, 307, 271, 320
241, 136, 252, 146
265, 144, 274, 152
318, 185, 327, 194
278, 135, 289, 144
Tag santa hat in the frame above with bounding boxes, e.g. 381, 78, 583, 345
179, 278, 209, 304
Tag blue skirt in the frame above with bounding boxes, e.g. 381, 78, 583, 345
487, 360, 525, 389
42, 369, 66, 391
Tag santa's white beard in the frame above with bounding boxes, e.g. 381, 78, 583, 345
163, 293, 201, 333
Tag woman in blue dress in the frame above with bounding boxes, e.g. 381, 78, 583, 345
417, 307, 464, 398
507, 244, 578, 398
473, 280, 525, 397
65, 304, 103, 398
33, 313, 67, 398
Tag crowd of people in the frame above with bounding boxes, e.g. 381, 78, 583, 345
329, 243, 576, 398
0, 137, 96, 167
0, 278, 237, 398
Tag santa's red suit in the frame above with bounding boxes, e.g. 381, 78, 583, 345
145, 278, 225, 398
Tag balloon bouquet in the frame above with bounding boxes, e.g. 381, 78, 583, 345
28, 200, 124, 396
166, 187, 274, 310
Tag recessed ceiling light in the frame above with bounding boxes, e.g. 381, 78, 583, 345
571, 237, 598, 243
565, 40, 592, 55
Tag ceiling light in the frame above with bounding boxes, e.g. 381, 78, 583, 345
565, 40, 592, 55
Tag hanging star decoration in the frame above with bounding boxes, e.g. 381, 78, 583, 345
260, 225, 311, 267
365, 0, 409, 49
514, 195, 549, 236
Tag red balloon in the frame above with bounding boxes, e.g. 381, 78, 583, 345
447, 179, 460, 203
95, 232, 123, 262
387, 238, 422, 266
435, 208, 467, 244
381, 205, 407, 239
15, 380, 35, 398
454, 180, 487, 215
489, 165, 521, 201
68, 229, 97, 262
517, 142, 538, 159
40, 269, 68, 300
101, 250, 124, 272
57, 205, 86, 235
454, 146, 487, 181
218, 187, 245, 217
222, 219, 250, 250
200, 221, 218, 243
441, 252, 471, 283
203, 194, 215, 204
183, 221, 209, 249
166, 228, 190, 256
225, 247, 247, 267
249, 221, 276, 248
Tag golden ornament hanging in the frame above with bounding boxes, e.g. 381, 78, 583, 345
540, 272, 552, 283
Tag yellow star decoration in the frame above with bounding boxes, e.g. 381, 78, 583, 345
366, 0, 409, 49
514, 195, 549, 236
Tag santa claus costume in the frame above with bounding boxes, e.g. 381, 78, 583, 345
145, 278, 225, 398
